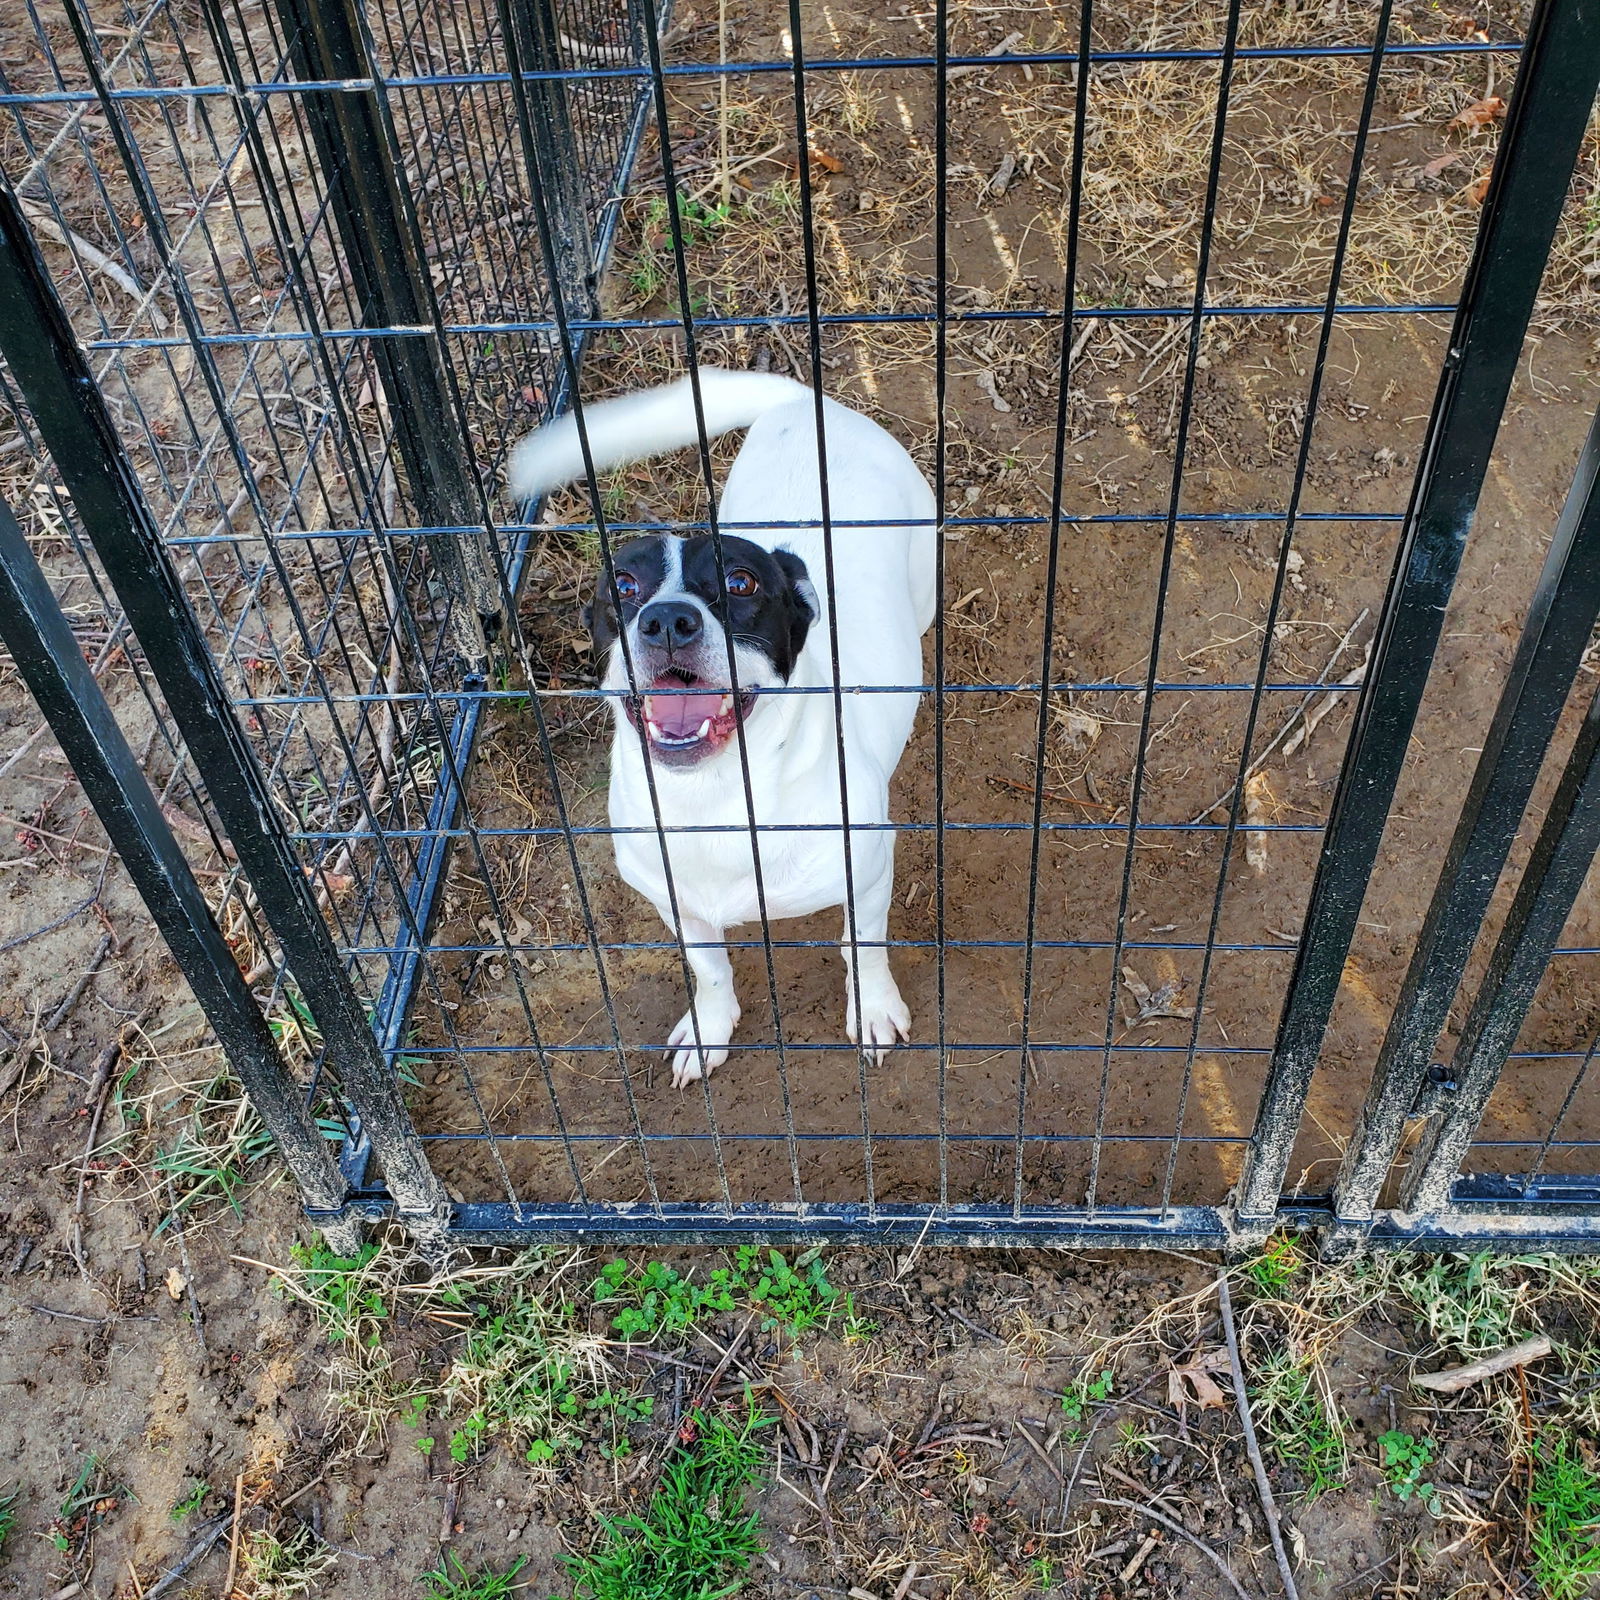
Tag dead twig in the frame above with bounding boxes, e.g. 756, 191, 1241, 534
0, 889, 103, 954
142, 1509, 234, 1599
1281, 647, 1371, 760
987, 773, 1112, 812
689, 1315, 756, 1411
1186, 609, 1370, 826
44, 934, 113, 1033
1096, 1498, 1254, 1600
1218, 1272, 1300, 1600
224, 1473, 245, 1600
439, 1475, 460, 1543
165, 1177, 208, 1353
1414, 1335, 1553, 1393
892, 1563, 922, 1600
1014, 1420, 1066, 1484
70, 1008, 147, 1278
27, 1304, 107, 1324
20, 199, 161, 313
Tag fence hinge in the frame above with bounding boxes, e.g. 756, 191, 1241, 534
1410, 1062, 1459, 1117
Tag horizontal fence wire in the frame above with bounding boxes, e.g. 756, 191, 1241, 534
3, 0, 1598, 1242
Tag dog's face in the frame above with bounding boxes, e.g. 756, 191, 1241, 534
587, 533, 819, 768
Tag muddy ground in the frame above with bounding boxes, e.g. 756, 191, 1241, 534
410, 0, 1600, 1214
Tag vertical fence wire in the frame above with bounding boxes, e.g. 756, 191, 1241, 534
1011, 0, 1095, 1219
1154, 0, 1397, 1218
1086, 0, 1243, 1214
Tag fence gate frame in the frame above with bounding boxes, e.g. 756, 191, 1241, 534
2, 0, 1600, 1254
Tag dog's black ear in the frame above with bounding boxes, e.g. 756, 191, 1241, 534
772, 548, 819, 671
585, 587, 618, 656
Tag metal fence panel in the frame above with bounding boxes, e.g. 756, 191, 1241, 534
3, 0, 1599, 1251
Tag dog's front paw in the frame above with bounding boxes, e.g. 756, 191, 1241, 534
846, 983, 911, 1065
666, 1006, 738, 1088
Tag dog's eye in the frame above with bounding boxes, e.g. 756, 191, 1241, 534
612, 570, 640, 601
725, 569, 759, 598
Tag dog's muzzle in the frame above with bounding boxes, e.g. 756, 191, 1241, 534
622, 661, 759, 765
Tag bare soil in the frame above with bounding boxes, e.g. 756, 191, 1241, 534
411, 0, 1600, 1213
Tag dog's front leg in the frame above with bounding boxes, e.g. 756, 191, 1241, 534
663, 913, 741, 1088
840, 857, 911, 1065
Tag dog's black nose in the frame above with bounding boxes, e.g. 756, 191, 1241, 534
638, 600, 702, 647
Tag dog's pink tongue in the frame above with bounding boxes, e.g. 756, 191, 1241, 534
647, 690, 724, 738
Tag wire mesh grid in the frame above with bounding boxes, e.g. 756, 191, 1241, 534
3, 0, 1600, 1234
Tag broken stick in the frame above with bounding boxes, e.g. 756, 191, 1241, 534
1413, 1335, 1553, 1393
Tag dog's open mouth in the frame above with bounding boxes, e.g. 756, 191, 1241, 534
624, 667, 758, 757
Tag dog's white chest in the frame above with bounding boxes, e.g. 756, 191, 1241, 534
609, 752, 865, 930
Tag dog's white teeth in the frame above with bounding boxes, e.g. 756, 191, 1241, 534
695, 718, 712, 740
718, 695, 733, 715
646, 719, 665, 742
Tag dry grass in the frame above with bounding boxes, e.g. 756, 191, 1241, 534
587, 0, 1595, 444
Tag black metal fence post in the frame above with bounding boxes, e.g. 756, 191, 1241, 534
265, 0, 504, 673
1333, 398, 1600, 1225
507, 0, 598, 321
0, 183, 449, 1236
1231, 0, 1600, 1229
1399, 677, 1600, 1216
0, 493, 357, 1240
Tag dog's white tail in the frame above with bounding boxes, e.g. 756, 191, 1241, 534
508, 368, 810, 505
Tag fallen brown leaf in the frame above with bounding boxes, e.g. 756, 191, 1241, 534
1169, 1348, 1230, 1412
165, 1266, 188, 1300
1449, 94, 1506, 129
1467, 170, 1493, 205
808, 145, 846, 174
1421, 150, 1463, 180
1121, 966, 1197, 1028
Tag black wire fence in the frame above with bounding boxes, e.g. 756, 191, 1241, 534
0, 0, 1598, 1250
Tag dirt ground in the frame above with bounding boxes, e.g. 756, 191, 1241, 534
410, 0, 1600, 1213
4, 0, 1600, 1592
4, 1182, 1600, 1599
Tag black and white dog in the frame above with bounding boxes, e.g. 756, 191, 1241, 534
510, 370, 935, 1086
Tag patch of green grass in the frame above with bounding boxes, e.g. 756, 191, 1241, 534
51, 1455, 123, 1555
600, 477, 631, 523
279, 1240, 386, 1345
238, 1523, 336, 1598
441, 1285, 614, 1466
152, 1063, 341, 1228
1377, 1430, 1439, 1511
169, 1480, 211, 1521
763, 176, 801, 215
1246, 1235, 1305, 1296
1388, 1251, 1538, 1357
1530, 1430, 1600, 1600
563, 1404, 772, 1600
592, 1247, 847, 1341
419, 1552, 527, 1599
625, 192, 738, 305
1250, 1348, 1346, 1498
0, 1486, 17, 1560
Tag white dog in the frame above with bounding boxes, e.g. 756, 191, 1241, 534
510, 369, 936, 1086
